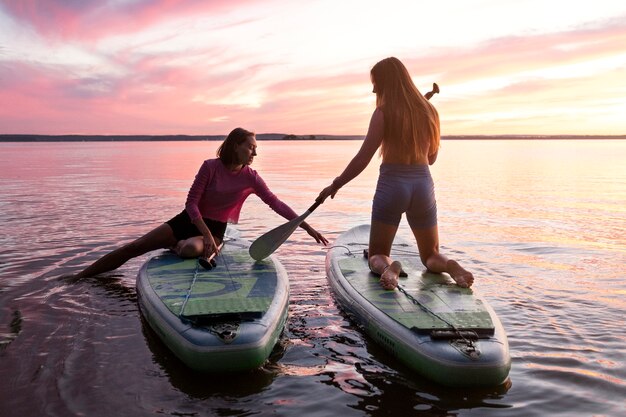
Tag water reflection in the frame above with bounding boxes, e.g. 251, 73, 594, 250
1, 140, 624, 417
312, 317, 512, 415
139, 315, 278, 398
345, 370, 513, 416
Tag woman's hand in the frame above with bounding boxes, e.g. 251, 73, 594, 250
316, 181, 340, 204
302, 222, 329, 246
202, 233, 219, 259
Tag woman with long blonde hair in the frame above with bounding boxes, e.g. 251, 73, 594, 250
317, 57, 473, 290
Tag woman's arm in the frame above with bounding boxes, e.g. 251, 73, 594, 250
317, 108, 384, 202
254, 174, 329, 245
335, 108, 384, 187
185, 161, 219, 258
185, 161, 210, 222
253, 174, 299, 220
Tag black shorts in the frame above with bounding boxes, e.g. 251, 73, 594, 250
165, 210, 227, 241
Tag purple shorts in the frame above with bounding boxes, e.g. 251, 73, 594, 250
371, 164, 437, 229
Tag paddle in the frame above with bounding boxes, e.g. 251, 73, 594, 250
249, 200, 321, 261
424, 82, 440, 100
248, 82, 440, 261
199, 242, 224, 270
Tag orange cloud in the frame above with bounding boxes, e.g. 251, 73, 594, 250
402, 18, 626, 85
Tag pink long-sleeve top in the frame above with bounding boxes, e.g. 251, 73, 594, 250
185, 158, 298, 224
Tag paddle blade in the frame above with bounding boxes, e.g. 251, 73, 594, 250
249, 211, 310, 261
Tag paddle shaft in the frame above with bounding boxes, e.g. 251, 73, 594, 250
306, 200, 322, 214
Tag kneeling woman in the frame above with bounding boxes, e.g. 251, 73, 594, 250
75, 127, 328, 278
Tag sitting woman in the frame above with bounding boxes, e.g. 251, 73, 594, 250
75, 127, 328, 278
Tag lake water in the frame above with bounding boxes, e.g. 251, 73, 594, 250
0, 139, 624, 416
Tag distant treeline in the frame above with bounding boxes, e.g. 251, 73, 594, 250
1, 133, 624, 142
0, 133, 363, 142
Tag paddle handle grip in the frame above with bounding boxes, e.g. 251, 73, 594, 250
424, 82, 439, 100
307, 200, 322, 213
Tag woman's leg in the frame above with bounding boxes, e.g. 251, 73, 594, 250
173, 236, 222, 258
75, 223, 178, 278
368, 220, 403, 290
173, 236, 203, 258
409, 224, 474, 288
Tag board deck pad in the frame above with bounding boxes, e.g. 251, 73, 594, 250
146, 250, 276, 318
338, 255, 494, 333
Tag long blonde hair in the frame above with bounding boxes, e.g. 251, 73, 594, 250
370, 57, 440, 163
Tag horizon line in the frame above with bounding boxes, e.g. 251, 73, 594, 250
1, 133, 625, 142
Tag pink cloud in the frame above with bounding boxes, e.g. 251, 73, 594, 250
0, 0, 258, 41
0, 54, 370, 134
1, 8, 625, 135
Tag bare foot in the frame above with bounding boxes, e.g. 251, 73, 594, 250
380, 261, 402, 290
447, 260, 474, 288
364, 249, 408, 277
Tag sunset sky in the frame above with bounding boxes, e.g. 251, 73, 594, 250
1, 0, 625, 136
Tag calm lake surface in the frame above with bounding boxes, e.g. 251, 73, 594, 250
0, 140, 624, 417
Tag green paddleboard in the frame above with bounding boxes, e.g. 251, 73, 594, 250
137, 227, 289, 372
326, 224, 511, 386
